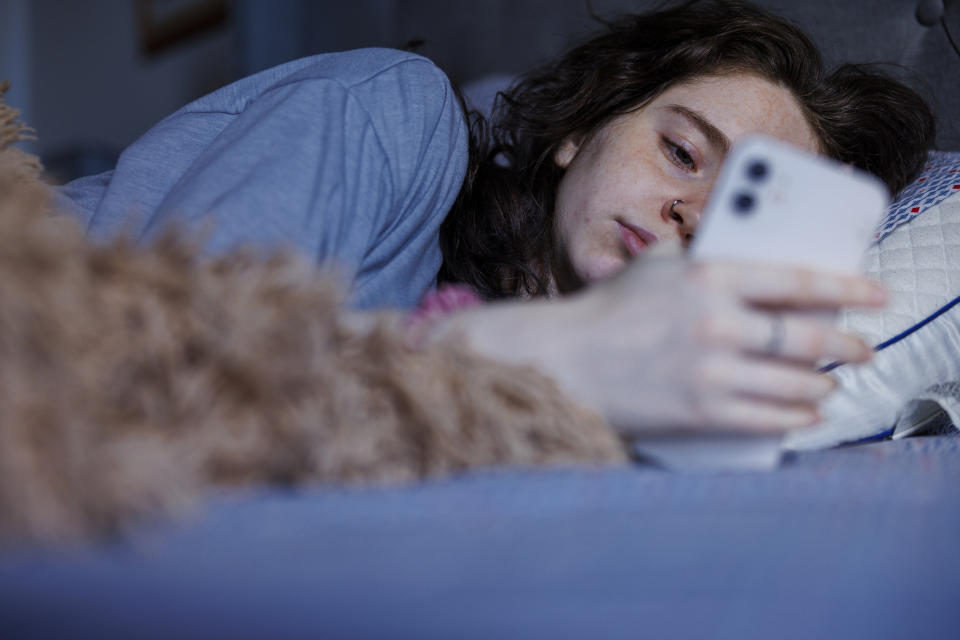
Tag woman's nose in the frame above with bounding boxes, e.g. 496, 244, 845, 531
661, 198, 702, 242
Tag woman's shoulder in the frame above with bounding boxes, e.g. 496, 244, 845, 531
181, 48, 455, 118
284, 48, 450, 89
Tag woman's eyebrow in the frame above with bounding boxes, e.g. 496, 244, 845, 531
663, 104, 731, 154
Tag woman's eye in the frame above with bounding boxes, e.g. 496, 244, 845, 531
663, 137, 696, 171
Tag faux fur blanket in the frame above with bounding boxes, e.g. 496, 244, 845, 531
0, 84, 626, 545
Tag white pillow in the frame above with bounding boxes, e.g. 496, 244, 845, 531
786, 152, 960, 450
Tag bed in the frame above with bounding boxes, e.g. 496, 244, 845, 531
2, 1, 959, 638
1, 435, 957, 638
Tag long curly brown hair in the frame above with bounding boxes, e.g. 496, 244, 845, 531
437, 0, 935, 300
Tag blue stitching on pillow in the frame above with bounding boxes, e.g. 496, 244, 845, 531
872, 295, 960, 351
845, 427, 895, 445
819, 295, 960, 373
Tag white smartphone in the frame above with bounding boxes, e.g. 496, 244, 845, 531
690, 135, 889, 273
633, 136, 890, 472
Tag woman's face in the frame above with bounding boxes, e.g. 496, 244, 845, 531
552, 73, 820, 288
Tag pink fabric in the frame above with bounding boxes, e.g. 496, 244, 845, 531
406, 284, 484, 346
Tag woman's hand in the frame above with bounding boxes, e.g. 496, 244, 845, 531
436, 252, 886, 436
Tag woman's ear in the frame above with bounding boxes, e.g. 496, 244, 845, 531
554, 136, 583, 169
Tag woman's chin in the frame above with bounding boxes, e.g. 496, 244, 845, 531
580, 255, 628, 283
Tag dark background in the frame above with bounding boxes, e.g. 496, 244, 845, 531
2, 0, 959, 183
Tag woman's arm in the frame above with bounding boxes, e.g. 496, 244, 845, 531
429, 252, 883, 435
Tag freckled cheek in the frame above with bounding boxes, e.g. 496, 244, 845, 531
595, 169, 654, 214
559, 153, 647, 236
558, 208, 596, 249
557, 172, 604, 229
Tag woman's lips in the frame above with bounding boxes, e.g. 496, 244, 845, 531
617, 221, 659, 257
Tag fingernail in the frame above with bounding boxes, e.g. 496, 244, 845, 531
817, 376, 838, 396
843, 336, 872, 363
791, 408, 821, 429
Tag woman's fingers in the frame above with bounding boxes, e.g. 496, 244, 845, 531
698, 352, 836, 404
694, 261, 887, 310
702, 396, 820, 434
480, 254, 881, 437
698, 308, 873, 363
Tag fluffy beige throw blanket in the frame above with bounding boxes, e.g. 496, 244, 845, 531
0, 84, 626, 545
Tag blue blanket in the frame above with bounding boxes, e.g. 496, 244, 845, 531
1, 435, 957, 639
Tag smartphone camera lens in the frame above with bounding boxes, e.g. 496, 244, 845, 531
746, 159, 769, 182
732, 192, 755, 215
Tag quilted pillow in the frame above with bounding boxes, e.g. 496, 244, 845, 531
786, 152, 960, 450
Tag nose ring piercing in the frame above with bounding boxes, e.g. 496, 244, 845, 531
670, 199, 684, 221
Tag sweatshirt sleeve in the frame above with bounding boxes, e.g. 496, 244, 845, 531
73, 49, 469, 310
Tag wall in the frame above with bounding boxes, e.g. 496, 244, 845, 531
4, 0, 959, 168
14, 0, 238, 176
0, 0, 33, 151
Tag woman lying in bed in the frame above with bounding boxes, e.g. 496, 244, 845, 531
61, 0, 933, 439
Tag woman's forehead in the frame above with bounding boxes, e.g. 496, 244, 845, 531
644, 73, 819, 153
